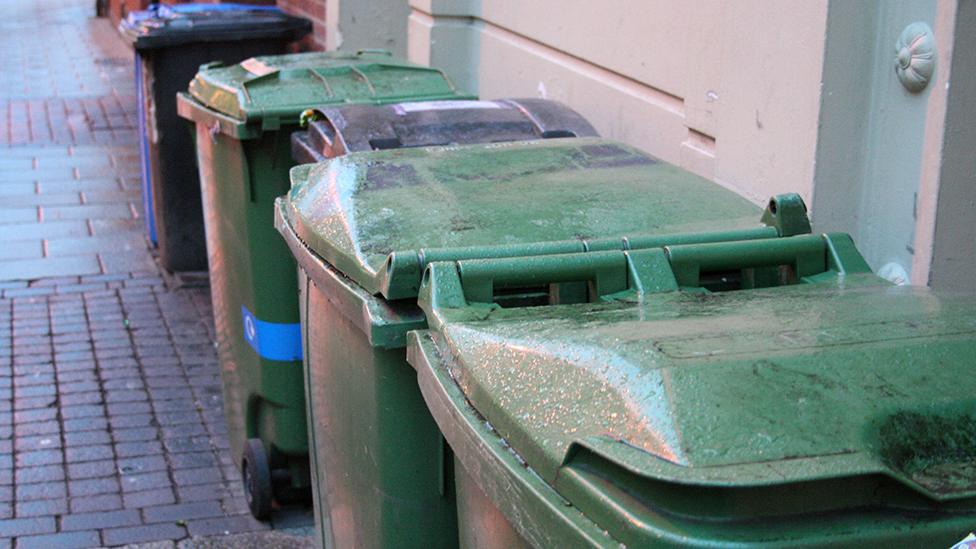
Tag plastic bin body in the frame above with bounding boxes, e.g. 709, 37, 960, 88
121, 3, 310, 271
193, 125, 310, 495
274, 137, 802, 548
408, 233, 976, 547
175, 51, 474, 513
290, 98, 598, 163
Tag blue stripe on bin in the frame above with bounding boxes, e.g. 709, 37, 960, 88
241, 306, 303, 362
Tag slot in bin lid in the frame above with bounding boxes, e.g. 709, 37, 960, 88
119, 3, 311, 50
278, 137, 774, 299
184, 51, 473, 130
293, 98, 598, 161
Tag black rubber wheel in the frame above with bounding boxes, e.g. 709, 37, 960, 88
241, 439, 273, 520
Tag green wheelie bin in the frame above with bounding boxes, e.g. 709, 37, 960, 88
175, 51, 473, 519
274, 137, 813, 548
408, 233, 976, 547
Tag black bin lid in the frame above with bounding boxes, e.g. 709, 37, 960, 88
119, 3, 311, 50
291, 98, 598, 161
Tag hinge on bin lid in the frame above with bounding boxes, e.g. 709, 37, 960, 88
761, 193, 812, 237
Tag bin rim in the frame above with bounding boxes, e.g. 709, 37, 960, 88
118, 4, 311, 50
278, 138, 804, 299
274, 198, 425, 350
182, 52, 475, 136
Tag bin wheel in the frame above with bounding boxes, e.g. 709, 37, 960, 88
242, 439, 273, 520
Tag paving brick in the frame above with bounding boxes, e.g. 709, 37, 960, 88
63, 429, 110, 448
108, 414, 154, 430
13, 434, 59, 452
160, 423, 207, 441
15, 530, 100, 549
141, 500, 225, 524
64, 444, 112, 463
15, 481, 65, 502
11, 385, 54, 399
68, 476, 119, 497
68, 493, 120, 514
59, 404, 104, 420
152, 412, 198, 427
60, 508, 140, 532
161, 437, 211, 455
51, 341, 92, 354
119, 471, 170, 494
60, 416, 107, 433
12, 420, 57, 438
66, 460, 115, 481
14, 450, 60, 468
13, 409, 55, 425
112, 427, 158, 443
101, 379, 143, 392
105, 389, 149, 403
14, 465, 63, 485
176, 483, 230, 504
167, 452, 217, 471
106, 401, 151, 416
172, 466, 223, 488
12, 396, 57, 412
0, 517, 55, 537
101, 522, 186, 547
11, 373, 54, 388
15, 498, 66, 518
122, 488, 175, 509
114, 440, 161, 459
185, 514, 268, 537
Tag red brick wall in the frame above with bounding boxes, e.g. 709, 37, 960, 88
276, 0, 326, 51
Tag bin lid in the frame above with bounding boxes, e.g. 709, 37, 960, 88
186, 51, 472, 129
413, 242, 976, 538
119, 3, 311, 50
280, 137, 773, 299
298, 98, 598, 157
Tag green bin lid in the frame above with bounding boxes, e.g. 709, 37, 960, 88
280, 137, 774, 299
186, 51, 472, 128
413, 243, 976, 544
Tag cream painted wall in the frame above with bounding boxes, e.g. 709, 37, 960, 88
404, 0, 974, 289
409, 0, 829, 206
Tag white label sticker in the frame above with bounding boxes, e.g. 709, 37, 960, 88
394, 100, 502, 115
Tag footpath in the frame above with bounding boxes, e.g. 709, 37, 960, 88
0, 1, 312, 547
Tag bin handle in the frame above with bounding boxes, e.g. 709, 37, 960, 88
421, 250, 670, 309
664, 234, 826, 287
419, 234, 873, 310
663, 232, 871, 287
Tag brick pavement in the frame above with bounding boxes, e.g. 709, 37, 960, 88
0, 0, 314, 547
